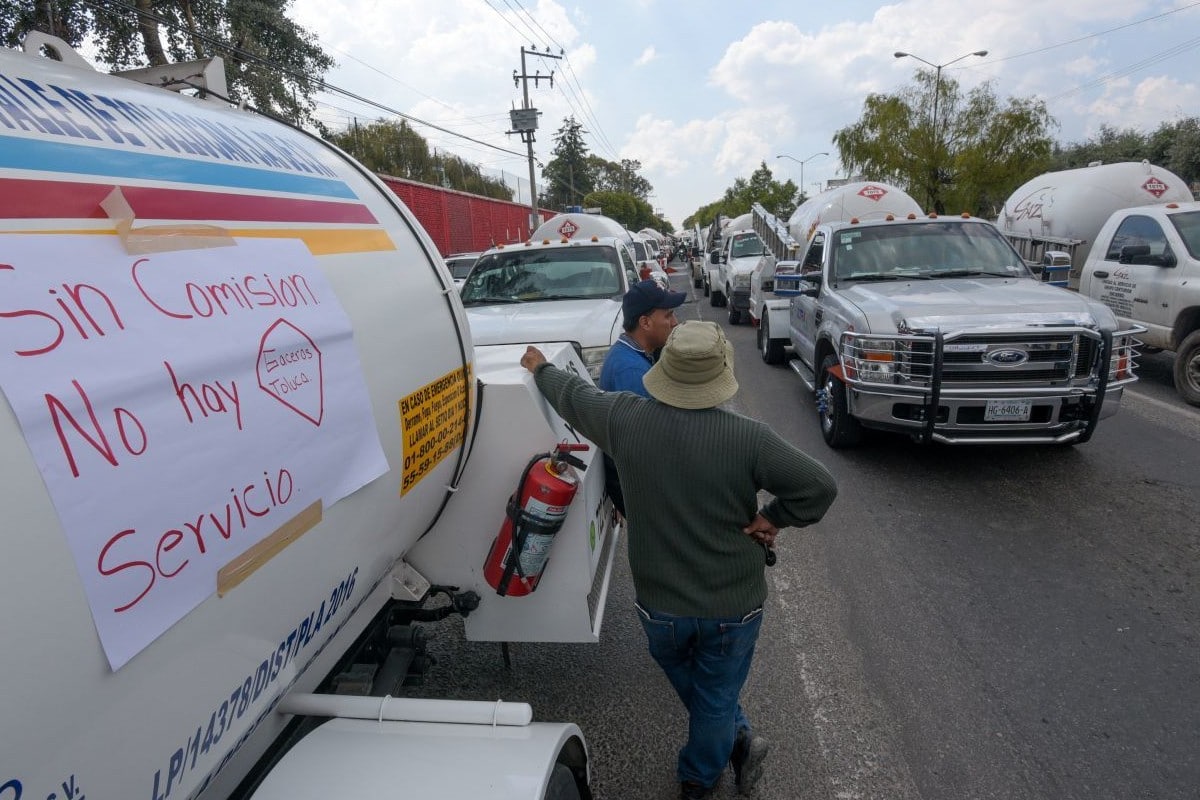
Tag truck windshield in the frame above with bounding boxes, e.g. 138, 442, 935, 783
1169, 210, 1200, 260
730, 234, 767, 258
460, 246, 623, 304
831, 222, 1031, 282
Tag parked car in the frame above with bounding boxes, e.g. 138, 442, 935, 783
444, 251, 481, 289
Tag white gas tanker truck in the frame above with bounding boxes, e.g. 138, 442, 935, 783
996, 161, 1193, 288
0, 34, 615, 800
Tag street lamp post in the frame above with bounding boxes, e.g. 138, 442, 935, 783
775, 151, 829, 199
893, 49, 987, 212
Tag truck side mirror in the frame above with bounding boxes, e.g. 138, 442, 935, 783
800, 272, 822, 298
1118, 244, 1151, 264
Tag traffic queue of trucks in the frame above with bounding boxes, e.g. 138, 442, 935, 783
736, 163, 1199, 436
0, 34, 608, 800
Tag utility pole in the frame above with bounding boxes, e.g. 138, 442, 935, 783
508, 46, 562, 235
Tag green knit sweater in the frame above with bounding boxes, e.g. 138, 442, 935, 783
534, 363, 838, 617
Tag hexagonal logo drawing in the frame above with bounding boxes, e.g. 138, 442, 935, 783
257, 318, 324, 425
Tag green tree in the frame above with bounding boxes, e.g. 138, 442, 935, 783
588, 156, 653, 199
330, 119, 436, 181
1050, 124, 1148, 170
1163, 118, 1200, 187
540, 116, 594, 210
1, 0, 334, 129
1052, 118, 1200, 188
329, 119, 512, 199
834, 71, 1055, 214
683, 164, 797, 230
0, 0, 90, 51
581, 191, 653, 230
721, 162, 799, 219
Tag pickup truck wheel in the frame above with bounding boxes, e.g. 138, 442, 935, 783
728, 304, 741, 324
759, 315, 785, 365
818, 355, 862, 447
1173, 330, 1200, 406
543, 763, 582, 800
708, 284, 718, 304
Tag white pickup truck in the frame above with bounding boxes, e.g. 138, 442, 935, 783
707, 227, 774, 325
461, 212, 642, 381
774, 214, 1143, 447
1079, 200, 1200, 405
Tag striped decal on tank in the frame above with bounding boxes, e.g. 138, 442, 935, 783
0, 178, 378, 224
0, 135, 357, 198
0, 227, 397, 255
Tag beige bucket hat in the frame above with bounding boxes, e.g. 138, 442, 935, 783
643, 321, 738, 409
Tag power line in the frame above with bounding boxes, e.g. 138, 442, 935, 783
1047, 34, 1200, 101
81, 0, 527, 159
504, 0, 620, 159
987, 1, 1200, 64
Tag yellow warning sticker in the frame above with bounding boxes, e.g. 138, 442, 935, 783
399, 364, 472, 495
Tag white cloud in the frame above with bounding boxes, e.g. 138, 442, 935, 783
286, 0, 1200, 225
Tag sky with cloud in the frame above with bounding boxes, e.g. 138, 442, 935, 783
291, 0, 1200, 228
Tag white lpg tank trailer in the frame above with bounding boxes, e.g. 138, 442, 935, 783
0, 35, 618, 800
751, 182, 923, 363
996, 161, 1193, 288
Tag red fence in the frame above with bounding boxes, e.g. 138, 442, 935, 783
378, 174, 554, 256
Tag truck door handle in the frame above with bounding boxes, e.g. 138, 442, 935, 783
1093, 271, 1109, 278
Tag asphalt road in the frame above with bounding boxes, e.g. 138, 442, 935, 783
416, 265, 1200, 800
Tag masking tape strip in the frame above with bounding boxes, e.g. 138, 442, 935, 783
102, 186, 236, 254
218, 499, 323, 597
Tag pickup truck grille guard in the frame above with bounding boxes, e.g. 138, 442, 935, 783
836, 325, 1144, 444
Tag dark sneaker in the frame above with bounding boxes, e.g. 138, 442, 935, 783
680, 780, 714, 799
731, 730, 769, 794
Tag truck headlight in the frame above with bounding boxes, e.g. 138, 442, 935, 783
732, 273, 752, 289
857, 353, 898, 383
580, 346, 609, 381
843, 337, 903, 384
1109, 335, 1139, 380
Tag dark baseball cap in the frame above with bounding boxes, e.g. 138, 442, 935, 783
622, 279, 686, 327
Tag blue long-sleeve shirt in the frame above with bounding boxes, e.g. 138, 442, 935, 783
598, 334, 653, 395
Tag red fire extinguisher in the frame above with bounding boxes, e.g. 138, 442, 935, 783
483, 442, 589, 597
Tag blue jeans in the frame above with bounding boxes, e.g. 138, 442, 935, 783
635, 601, 764, 787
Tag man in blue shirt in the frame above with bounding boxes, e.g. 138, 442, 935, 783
600, 279, 686, 394
599, 278, 686, 515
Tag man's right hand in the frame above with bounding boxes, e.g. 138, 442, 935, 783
520, 346, 547, 373
743, 513, 778, 547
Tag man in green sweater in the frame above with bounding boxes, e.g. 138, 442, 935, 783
520, 321, 838, 799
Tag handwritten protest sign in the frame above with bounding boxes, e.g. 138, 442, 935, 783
0, 234, 387, 669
